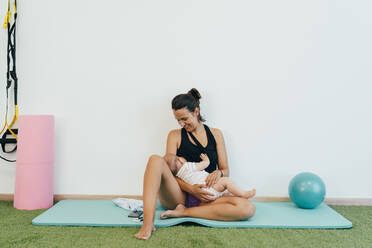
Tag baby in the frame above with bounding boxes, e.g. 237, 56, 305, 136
163, 153, 256, 200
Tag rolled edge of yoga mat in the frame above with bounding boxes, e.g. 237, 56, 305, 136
14, 115, 54, 210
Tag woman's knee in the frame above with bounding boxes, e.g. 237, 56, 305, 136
147, 154, 166, 168
146, 154, 173, 178
232, 198, 256, 219
148, 154, 163, 162
245, 201, 256, 218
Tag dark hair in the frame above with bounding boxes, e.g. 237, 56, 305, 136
171, 88, 206, 122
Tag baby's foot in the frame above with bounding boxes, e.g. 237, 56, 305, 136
134, 225, 156, 240
243, 189, 256, 199
160, 204, 186, 219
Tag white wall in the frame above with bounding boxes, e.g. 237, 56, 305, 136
0, 0, 371, 198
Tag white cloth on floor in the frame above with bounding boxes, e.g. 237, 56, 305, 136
112, 198, 143, 211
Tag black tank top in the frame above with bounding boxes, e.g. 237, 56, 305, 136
176, 124, 218, 173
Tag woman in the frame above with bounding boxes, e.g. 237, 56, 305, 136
135, 88, 256, 240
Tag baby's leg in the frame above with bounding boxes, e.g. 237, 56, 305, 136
212, 177, 256, 199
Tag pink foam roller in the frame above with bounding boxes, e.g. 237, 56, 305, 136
14, 115, 54, 210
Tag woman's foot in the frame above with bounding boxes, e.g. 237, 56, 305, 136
134, 225, 156, 240
159, 204, 186, 219
243, 189, 256, 199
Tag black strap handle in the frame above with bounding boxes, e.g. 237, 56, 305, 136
0, 129, 18, 153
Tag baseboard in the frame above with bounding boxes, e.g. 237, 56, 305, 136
1, 194, 371, 206
0, 194, 13, 201
323, 198, 372, 206
253, 197, 290, 202
253, 196, 372, 206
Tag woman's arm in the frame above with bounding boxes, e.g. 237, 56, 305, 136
166, 129, 180, 155
177, 178, 214, 202
214, 128, 229, 177
166, 129, 190, 194
166, 129, 214, 202
176, 177, 196, 195
205, 128, 230, 187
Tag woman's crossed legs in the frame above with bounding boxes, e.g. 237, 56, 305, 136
134, 155, 256, 240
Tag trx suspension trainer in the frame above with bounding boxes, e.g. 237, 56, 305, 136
0, 0, 18, 162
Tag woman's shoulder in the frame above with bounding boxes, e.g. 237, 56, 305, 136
208, 126, 223, 137
167, 129, 182, 151
168, 128, 182, 136
207, 126, 224, 143
167, 129, 182, 140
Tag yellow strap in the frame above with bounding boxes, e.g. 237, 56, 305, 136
3, 0, 10, 28
3, 0, 16, 29
0, 113, 17, 140
1, 1, 18, 141
15, 105, 19, 120
2, 11, 11, 29
0, 123, 6, 136
7, 106, 18, 140
0, 110, 9, 136
0, 109, 18, 138
5, 121, 17, 140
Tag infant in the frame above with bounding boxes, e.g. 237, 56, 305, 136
163, 153, 256, 200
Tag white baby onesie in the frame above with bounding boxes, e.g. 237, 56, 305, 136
176, 162, 226, 199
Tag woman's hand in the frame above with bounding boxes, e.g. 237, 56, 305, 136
191, 184, 214, 203
205, 170, 222, 188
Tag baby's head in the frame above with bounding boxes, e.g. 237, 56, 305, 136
163, 154, 186, 175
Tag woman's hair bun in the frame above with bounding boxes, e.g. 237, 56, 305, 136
187, 88, 202, 102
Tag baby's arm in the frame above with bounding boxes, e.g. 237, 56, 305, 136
195, 154, 210, 171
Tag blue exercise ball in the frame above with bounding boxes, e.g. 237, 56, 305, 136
288, 172, 326, 209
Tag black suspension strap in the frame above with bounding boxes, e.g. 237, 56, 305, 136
1, 0, 18, 163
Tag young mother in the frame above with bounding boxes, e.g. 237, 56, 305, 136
135, 88, 256, 240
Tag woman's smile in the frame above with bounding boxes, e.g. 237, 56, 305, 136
184, 124, 192, 131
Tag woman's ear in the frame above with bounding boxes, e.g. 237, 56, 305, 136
194, 107, 199, 117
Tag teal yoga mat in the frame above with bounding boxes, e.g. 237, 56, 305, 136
32, 200, 352, 229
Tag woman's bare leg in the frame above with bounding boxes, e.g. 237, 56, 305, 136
160, 196, 256, 221
135, 155, 185, 240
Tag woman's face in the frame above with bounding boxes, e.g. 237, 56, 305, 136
173, 107, 199, 132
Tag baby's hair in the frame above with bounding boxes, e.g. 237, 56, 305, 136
171, 88, 206, 122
